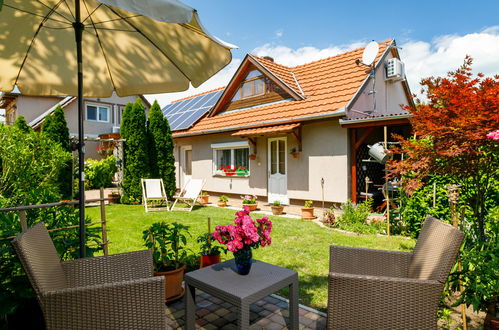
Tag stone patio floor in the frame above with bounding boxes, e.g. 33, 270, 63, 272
165, 290, 326, 330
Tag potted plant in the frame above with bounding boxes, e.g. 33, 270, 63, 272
213, 207, 272, 275
107, 190, 120, 204
218, 195, 228, 207
290, 147, 300, 158
142, 222, 191, 303
241, 194, 258, 211
197, 219, 226, 268
199, 191, 210, 205
271, 200, 284, 215
301, 200, 315, 219
236, 166, 249, 176
249, 153, 257, 160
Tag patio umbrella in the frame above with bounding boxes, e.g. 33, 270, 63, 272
0, 0, 235, 257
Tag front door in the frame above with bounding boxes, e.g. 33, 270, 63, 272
180, 146, 192, 188
268, 137, 289, 204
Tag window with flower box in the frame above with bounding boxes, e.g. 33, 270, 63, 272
212, 142, 250, 176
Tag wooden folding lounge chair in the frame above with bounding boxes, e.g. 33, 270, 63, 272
171, 178, 205, 211
11, 222, 166, 330
141, 178, 169, 212
327, 216, 464, 329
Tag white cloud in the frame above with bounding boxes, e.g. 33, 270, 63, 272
399, 26, 499, 96
147, 27, 499, 107
144, 59, 241, 107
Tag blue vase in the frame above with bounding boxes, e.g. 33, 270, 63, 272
233, 246, 252, 275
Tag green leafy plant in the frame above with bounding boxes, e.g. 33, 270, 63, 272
304, 200, 313, 208
272, 200, 281, 206
289, 147, 298, 154
219, 195, 228, 203
142, 222, 191, 272
241, 194, 257, 204
201, 191, 209, 196
197, 233, 226, 256
83, 156, 117, 189
338, 199, 371, 225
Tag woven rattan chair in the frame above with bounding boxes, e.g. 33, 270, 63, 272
11, 222, 167, 330
327, 216, 464, 330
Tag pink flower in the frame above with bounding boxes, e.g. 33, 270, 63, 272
486, 130, 499, 141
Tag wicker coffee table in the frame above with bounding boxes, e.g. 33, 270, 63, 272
185, 259, 299, 330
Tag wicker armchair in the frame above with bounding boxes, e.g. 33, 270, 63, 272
11, 222, 166, 330
327, 216, 464, 330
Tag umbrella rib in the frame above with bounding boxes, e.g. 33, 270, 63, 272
3, 3, 72, 25
83, 0, 117, 91
90, 15, 142, 25
38, 0, 74, 24
14, 0, 70, 86
61, 0, 76, 21
102, 4, 192, 82
82, 2, 103, 24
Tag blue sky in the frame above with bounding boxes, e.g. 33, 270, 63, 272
146, 0, 499, 106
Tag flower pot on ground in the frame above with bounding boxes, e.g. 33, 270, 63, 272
301, 200, 316, 219
218, 195, 228, 207
197, 219, 226, 268
199, 191, 210, 205
213, 207, 272, 275
107, 191, 120, 204
143, 222, 192, 303
241, 194, 258, 211
271, 201, 284, 215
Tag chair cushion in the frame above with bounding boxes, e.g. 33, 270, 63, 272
407, 216, 464, 281
11, 222, 67, 294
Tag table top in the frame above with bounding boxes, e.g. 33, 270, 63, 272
185, 259, 297, 300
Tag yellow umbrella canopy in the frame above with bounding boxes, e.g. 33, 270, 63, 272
0, 0, 234, 97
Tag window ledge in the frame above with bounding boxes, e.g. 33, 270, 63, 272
213, 173, 250, 178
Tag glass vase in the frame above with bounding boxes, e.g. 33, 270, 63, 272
233, 245, 252, 275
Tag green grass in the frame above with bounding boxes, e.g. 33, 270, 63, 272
86, 204, 415, 311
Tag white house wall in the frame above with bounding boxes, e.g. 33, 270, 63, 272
174, 119, 349, 204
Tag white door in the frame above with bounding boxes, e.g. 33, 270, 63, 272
268, 137, 289, 204
180, 146, 192, 188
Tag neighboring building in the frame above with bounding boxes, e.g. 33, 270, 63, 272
0, 92, 150, 159
164, 39, 413, 206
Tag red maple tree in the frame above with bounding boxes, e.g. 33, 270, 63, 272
390, 56, 499, 238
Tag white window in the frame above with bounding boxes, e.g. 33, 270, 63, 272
86, 103, 110, 122
212, 142, 250, 176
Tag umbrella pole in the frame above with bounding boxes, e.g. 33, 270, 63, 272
74, 0, 86, 258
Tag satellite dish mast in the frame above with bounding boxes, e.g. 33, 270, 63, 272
359, 41, 379, 113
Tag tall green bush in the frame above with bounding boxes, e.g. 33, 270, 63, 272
0, 125, 101, 322
147, 100, 176, 198
13, 115, 31, 133
121, 98, 149, 203
41, 105, 72, 199
84, 156, 117, 189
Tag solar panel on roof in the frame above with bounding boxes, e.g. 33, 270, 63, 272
162, 89, 223, 131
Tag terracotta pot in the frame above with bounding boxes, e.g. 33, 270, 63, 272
243, 203, 257, 211
291, 152, 300, 159
199, 195, 209, 204
301, 207, 315, 219
271, 205, 284, 215
218, 201, 227, 207
200, 253, 221, 268
107, 194, 119, 204
249, 154, 257, 160
154, 264, 186, 303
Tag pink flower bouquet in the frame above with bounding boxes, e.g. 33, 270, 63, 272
212, 206, 272, 253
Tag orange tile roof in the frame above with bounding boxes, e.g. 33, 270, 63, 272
231, 123, 301, 137
173, 40, 392, 137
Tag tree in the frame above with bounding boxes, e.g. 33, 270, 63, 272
41, 105, 73, 198
121, 98, 149, 203
147, 100, 176, 198
389, 57, 498, 315
13, 115, 31, 133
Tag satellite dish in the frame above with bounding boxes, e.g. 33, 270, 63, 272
362, 41, 379, 66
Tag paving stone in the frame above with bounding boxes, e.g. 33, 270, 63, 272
250, 304, 264, 313
269, 313, 286, 325
265, 296, 282, 304
197, 300, 213, 308
263, 303, 280, 312
215, 308, 231, 317
197, 318, 208, 326
202, 324, 219, 330
221, 302, 233, 309
220, 324, 238, 330
206, 303, 220, 312
172, 310, 184, 319
305, 312, 321, 320
223, 312, 238, 323
299, 308, 309, 316
254, 299, 267, 306
212, 317, 230, 327
204, 313, 219, 322
299, 315, 315, 326
250, 312, 259, 322
255, 317, 271, 327
316, 318, 326, 329
209, 296, 223, 304
196, 308, 210, 317
259, 309, 272, 317
264, 322, 286, 330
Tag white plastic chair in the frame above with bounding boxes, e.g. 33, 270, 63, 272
171, 179, 205, 211
141, 179, 169, 212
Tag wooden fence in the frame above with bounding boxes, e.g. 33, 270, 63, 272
0, 188, 116, 256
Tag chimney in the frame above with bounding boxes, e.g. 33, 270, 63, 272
262, 56, 274, 62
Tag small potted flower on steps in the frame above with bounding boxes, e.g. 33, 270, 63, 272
218, 195, 228, 207
301, 200, 316, 220
241, 194, 258, 211
199, 191, 210, 205
271, 200, 284, 215
142, 222, 192, 303
197, 218, 226, 268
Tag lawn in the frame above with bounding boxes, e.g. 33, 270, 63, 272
86, 204, 415, 311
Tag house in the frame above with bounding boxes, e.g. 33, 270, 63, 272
164, 39, 413, 207
0, 92, 150, 159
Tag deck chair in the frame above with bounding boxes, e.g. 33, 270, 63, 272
141, 178, 169, 212
171, 178, 205, 211
11, 222, 166, 330
327, 216, 464, 329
